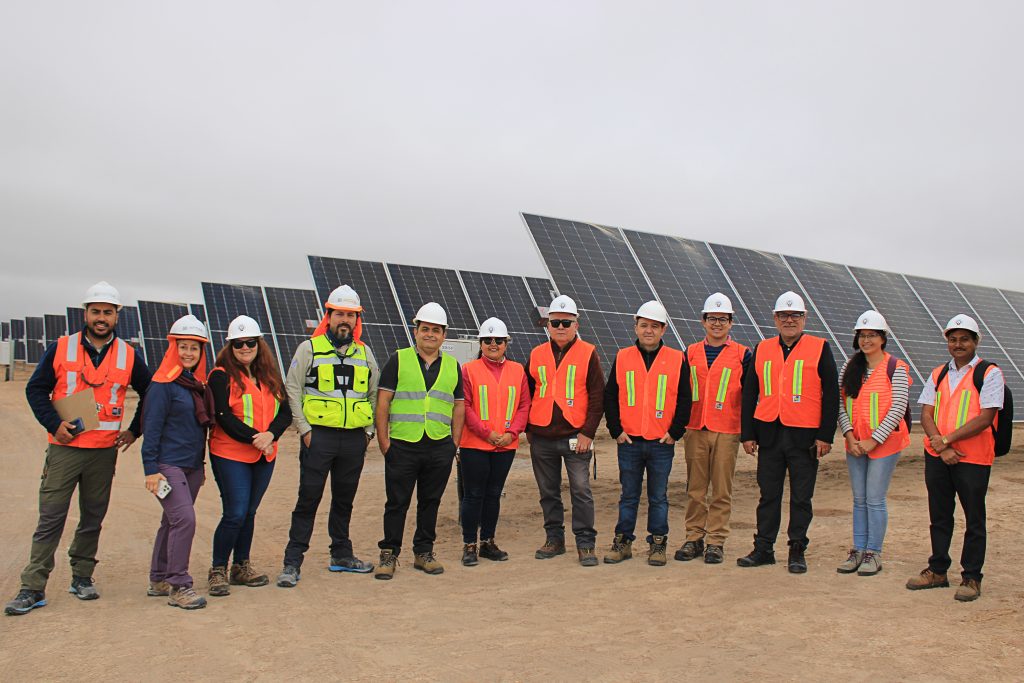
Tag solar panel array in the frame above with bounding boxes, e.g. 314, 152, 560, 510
523, 213, 1024, 421
44, 314, 66, 347
11, 319, 25, 361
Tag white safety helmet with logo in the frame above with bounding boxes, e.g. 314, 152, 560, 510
82, 281, 123, 310
226, 315, 263, 340
168, 314, 208, 341
478, 317, 509, 338
773, 291, 807, 313
635, 300, 668, 324
548, 295, 579, 316
944, 314, 980, 336
703, 292, 735, 315
854, 310, 888, 332
413, 302, 448, 327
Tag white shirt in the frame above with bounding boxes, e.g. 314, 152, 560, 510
917, 355, 1004, 409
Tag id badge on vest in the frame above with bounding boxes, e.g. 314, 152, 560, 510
655, 410, 663, 419
505, 420, 512, 429
792, 395, 802, 403
715, 402, 724, 411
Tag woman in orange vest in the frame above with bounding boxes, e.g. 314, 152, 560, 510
836, 311, 911, 577
459, 318, 530, 566
206, 316, 291, 597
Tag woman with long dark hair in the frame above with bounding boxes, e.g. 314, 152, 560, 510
206, 315, 291, 597
836, 310, 912, 576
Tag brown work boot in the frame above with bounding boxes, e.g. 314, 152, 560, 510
535, 537, 566, 559
167, 586, 207, 610
414, 551, 445, 575
208, 566, 230, 596
230, 560, 269, 587
905, 568, 949, 590
603, 534, 633, 564
147, 580, 171, 597
578, 547, 598, 567
648, 535, 668, 566
479, 539, 509, 562
954, 578, 981, 602
374, 550, 398, 580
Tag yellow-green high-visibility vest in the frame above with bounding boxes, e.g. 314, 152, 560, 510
302, 334, 373, 429
389, 347, 458, 442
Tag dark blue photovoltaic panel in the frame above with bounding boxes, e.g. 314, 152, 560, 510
308, 256, 404, 326
139, 301, 190, 367
25, 317, 44, 363
784, 257, 873, 358
386, 264, 478, 335
44, 314, 66, 345
959, 285, 1024, 353
265, 287, 321, 369
526, 277, 557, 308
1, 321, 9, 341
12, 319, 25, 361
66, 307, 84, 335
459, 271, 542, 336
505, 332, 550, 365
189, 303, 207, 325
201, 283, 274, 362
575, 310, 642, 372
362, 324, 414, 366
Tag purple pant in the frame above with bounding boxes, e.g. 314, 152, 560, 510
150, 464, 204, 587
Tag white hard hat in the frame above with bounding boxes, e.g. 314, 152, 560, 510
168, 314, 208, 341
944, 314, 980, 336
854, 310, 888, 332
548, 295, 579, 316
326, 284, 362, 311
413, 302, 448, 327
702, 292, 734, 315
635, 300, 668, 324
478, 317, 509, 338
226, 315, 263, 340
773, 290, 807, 313
82, 281, 122, 309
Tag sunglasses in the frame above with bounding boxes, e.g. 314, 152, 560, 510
548, 319, 575, 329
231, 339, 259, 349
480, 337, 508, 345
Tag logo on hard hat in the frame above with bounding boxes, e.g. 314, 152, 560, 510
955, 319, 962, 326
861, 317, 868, 325
559, 302, 566, 309
487, 326, 494, 333
715, 302, 722, 308
786, 299, 793, 307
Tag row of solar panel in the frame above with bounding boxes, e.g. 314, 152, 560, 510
522, 213, 1024, 420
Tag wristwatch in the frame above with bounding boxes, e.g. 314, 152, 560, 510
941, 436, 949, 445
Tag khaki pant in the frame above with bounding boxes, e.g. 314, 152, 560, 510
683, 430, 739, 546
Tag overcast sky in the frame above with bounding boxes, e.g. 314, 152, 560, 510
2, 1, 1022, 321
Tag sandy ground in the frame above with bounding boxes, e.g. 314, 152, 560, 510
1, 375, 1023, 682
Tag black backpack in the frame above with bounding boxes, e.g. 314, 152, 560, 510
934, 360, 1014, 456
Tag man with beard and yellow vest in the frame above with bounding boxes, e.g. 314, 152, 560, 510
374, 302, 465, 580
738, 291, 839, 574
277, 285, 379, 588
6, 282, 151, 616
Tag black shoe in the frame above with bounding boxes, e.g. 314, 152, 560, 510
673, 539, 704, 562
788, 547, 807, 574
479, 539, 509, 562
69, 576, 99, 600
462, 543, 479, 567
704, 545, 724, 564
5, 589, 46, 616
328, 556, 374, 573
737, 548, 776, 567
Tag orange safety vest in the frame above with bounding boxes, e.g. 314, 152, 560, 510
49, 333, 135, 449
924, 362, 998, 466
615, 344, 683, 440
528, 339, 595, 429
208, 368, 282, 463
460, 358, 526, 452
842, 353, 912, 459
753, 334, 826, 429
686, 340, 747, 434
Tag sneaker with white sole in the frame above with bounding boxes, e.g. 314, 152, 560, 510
167, 586, 207, 610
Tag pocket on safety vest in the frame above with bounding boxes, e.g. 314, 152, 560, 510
305, 399, 342, 425
352, 401, 373, 423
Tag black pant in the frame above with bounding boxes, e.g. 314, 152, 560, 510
459, 448, 515, 543
379, 437, 456, 556
754, 428, 819, 551
925, 453, 990, 582
283, 426, 367, 567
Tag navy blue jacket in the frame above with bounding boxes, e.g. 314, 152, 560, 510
141, 377, 206, 475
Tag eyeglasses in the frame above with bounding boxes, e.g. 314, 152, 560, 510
548, 319, 575, 329
775, 312, 806, 321
231, 339, 259, 349
480, 337, 508, 345
704, 316, 731, 325
857, 332, 882, 340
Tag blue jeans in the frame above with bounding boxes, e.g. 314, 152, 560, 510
614, 439, 675, 541
210, 454, 276, 567
846, 451, 901, 553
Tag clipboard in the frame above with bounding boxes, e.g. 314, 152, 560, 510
53, 390, 100, 432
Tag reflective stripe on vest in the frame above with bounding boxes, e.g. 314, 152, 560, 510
626, 371, 636, 407
763, 360, 773, 396
390, 347, 458, 441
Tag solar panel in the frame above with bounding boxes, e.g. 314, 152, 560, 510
1, 321, 9, 341
189, 303, 207, 325
138, 300, 191, 367
573, 310, 642, 371
264, 287, 321, 368
25, 317, 44, 364
386, 264, 478, 335
956, 285, 1024, 357
526, 276, 557, 308
307, 256, 405, 326
66, 307, 84, 335
11, 319, 25, 361
361, 324, 413, 363
201, 282, 276, 364
44, 314, 66, 346
459, 271, 543, 336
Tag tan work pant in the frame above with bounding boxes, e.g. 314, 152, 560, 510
683, 430, 740, 546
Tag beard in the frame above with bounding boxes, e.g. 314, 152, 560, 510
332, 324, 353, 344
86, 322, 114, 340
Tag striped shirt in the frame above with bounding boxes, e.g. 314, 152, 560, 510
838, 359, 910, 444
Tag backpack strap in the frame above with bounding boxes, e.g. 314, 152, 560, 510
934, 363, 951, 390
886, 354, 897, 381
972, 360, 993, 392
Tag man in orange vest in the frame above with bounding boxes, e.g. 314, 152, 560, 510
738, 291, 839, 574
6, 282, 152, 616
906, 315, 1004, 602
676, 293, 751, 565
602, 301, 690, 566
527, 295, 605, 566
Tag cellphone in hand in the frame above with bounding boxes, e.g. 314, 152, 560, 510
156, 479, 172, 499
68, 418, 86, 436
568, 437, 579, 452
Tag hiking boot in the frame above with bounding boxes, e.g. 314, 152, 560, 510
462, 543, 479, 567
167, 586, 207, 610
788, 546, 808, 574
674, 539, 704, 562
208, 566, 230, 596
737, 548, 776, 567
648, 535, 668, 566
955, 578, 981, 602
578, 547, 598, 567
906, 568, 949, 591
704, 544, 724, 564
414, 552, 445, 575
535, 537, 566, 559
479, 539, 509, 562
230, 560, 269, 587
375, 550, 398, 580
837, 549, 864, 574
4, 590, 46, 616
329, 556, 374, 573
857, 552, 882, 576
68, 576, 99, 600
276, 565, 300, 588
603, 534, 633, 564
147, 581, 171, 597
